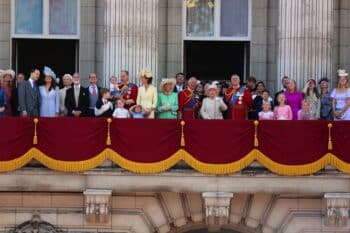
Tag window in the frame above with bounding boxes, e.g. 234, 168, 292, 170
184, 0, 251, 40
12, 0, 80, 38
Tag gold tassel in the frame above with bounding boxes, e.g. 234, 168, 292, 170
328, 123, 333, 150
106, 118, 112, 146
33, 118, 39, 145
180, 121, 186, 147
254, 120, 259, 147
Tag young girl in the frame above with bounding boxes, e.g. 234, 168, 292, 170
274, 93, 293, 120
112, 99, 130, 118
298, 99, 315, 120
258, 102, 274, 120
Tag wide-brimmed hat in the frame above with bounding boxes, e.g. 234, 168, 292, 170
43, 66, 56, 79
0, 69, 15, 79
139, 69, 153, 79
338, 69, 348, 77
207, 84, 218, 92
159, 78, 176, 92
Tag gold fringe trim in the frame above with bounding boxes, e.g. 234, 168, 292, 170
254, 121, 259, 147
33, 118, 39, 145
106, 118, 112, 146
180, 121, 186, 147
328, 123, 333, 150
1, 148, 350, 175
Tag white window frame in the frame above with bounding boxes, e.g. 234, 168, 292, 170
183, 0, 252, 41
11, 0, 80, 39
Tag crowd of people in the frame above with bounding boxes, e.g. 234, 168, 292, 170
0, 66, 349, 121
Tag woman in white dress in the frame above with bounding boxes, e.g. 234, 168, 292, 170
136, 70, 158, 119
331, 70, 350, 120
39, 67, 59, 117
59, 74, 72, 116
200, 84, 227, 120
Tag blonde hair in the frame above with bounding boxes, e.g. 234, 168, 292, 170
337, 75, 349, 88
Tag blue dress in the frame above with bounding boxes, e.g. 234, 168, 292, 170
0, 87, 6, 117
39, 86, 60, 117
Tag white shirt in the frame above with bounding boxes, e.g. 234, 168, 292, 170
113, 108, 130, 118
29, 78, 35, 88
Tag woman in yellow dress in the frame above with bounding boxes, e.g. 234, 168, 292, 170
136, 70, 158, 119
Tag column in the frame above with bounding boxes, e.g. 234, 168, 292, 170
278, 0, 334, 88
84, 189, 112, 224
324, 193, 350, 227
104, 0, 159, 86
202, 192, 234, 227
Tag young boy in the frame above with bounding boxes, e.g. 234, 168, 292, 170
129, 105, 145, 119
95, 88, 114, 117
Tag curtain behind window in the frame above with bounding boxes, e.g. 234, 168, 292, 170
49, 0, 78, 35
186, 0, 215, 37
15, 0, 43, 34
221, 0, 249, 37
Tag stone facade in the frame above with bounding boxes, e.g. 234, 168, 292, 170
0, 0, 349, 90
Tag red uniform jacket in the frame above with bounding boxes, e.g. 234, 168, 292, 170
178, 89, 199, 120
118, 83, 138, 109
224, 86, 253, 120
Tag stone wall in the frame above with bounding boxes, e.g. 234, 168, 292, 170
0, 0, 10, 70
0, 192, 349, 233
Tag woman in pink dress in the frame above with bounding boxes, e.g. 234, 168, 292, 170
274, 93, 293, 120
284, 79, 304, 120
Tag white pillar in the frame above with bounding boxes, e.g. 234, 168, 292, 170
104, 0, 159, 86
202, 192, 234, 226
84, 189, 112, 224
324, 193, 350, 227
278, 0, 334, 89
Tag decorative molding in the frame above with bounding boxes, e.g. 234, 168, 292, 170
83, 189, 112, 223
202, 192, 234, 226
324, 193, 350, 227
9, 214, 65, 233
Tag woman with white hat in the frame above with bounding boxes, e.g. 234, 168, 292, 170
331, 69, 350, 120
59, 74, 73, 116
39, 66, 60, 117
136, 70, 158, 119
157, 78, 178, 119
200, 84, 227, 120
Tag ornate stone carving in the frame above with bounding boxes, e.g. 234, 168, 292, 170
10, 214, 64, 233
83, 189, 112, 223
202, 192, 234, 226
324, 193, 350, 227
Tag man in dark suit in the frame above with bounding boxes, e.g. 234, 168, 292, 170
18, 69, 41, 117
274, 76, 289, 106
65, 73, 89, 117
11, 73, 25, 116
173, 73, 186, 93
86, 73, 102, 117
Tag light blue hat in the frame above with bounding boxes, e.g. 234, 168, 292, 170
43, 66, 56, 80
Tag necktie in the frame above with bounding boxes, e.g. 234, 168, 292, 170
92, 86, 97, 96
74, 86, 80, 107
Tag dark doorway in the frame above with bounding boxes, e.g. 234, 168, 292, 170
12, 39, 78, 81
184, 41, 249, 82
